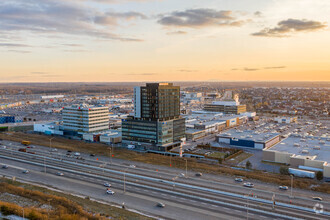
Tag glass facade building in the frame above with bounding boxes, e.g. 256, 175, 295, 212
123, 83, 185, 151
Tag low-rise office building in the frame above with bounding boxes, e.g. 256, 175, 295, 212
62, 104, 109, 134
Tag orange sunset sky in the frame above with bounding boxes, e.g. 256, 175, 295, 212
0, 0, 329, 82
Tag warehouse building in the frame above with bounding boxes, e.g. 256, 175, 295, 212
263, 136, 330, 178
216, 129, 280, 150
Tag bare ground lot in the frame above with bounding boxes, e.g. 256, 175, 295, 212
0, 132, 329, 194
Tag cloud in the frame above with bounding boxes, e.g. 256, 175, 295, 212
30, 72, 62, 77
166, 31, 187, 35
264, 66, 286, 69
0, 43, 30, 47
244, 68, 259, 71
94, 11, 147, 26
62, 44, 83, 47
252, 18, 327, 37
0, 0, 143, 42
158, 8, 245, 28
63, 49, 89, 52
31, 72, 49, 75
125, 73, 157, 75
254, 11, 262, 17
7, 50, 31, 53
178, 69, 198, 72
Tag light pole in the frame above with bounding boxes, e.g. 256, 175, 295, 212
123, 167, 129, 193
246, 189, 253, 220
49, 137, 55, 149
290, 175, 293, 198
184, 159, 188, 177
170, 154, 172, 167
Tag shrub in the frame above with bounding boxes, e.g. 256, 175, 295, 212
316, 171, 323, 181
279, 166, 289, 175
246, 160, 252, 169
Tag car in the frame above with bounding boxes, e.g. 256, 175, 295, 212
179, 173, 185, 177
51, 148, 58, 152
312, 197, 323, 201
106, 190, 115, 195
56, 172, 64, 176
235, 178, 244, 182
2, 165, 8, 169
129, 165, 136, 168
243, 182, 254, 188
22, 170, 29, 174
67, 150, 72, 153
195, 173, 203, 177
156, 202, 165, 208
74, 152, 80, 156
279, 186, 288, 190
90, 154, 95, 157
104, 182, 111, 187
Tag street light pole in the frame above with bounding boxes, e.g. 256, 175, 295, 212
290, 175, 293, 198
123, 167, 129, 193
185, 159, 188, 177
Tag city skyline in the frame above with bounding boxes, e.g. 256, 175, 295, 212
0, 0, 330, 82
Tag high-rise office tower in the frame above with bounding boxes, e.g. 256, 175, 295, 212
122, 83, 185, 151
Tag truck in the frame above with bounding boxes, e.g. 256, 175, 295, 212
21, 140, 31, 146
289, 168, 315, 179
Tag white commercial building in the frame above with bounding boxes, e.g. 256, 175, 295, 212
62, 104, 109, 133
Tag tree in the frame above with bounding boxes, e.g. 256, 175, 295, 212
316, 171, 323, 181
246, 160, 252, 169
279, 166, 289, 175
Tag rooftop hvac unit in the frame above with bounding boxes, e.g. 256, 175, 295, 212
313, 146, 320, 150
301, 150, 309, 154
294, 143, 300, 147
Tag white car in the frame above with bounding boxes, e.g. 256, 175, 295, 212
235, 178, 244, 182
129, 165, 136, 168
106, 190, 115, 195
74, 152, 80, 156
279, 186, 288, 190
179, 173, 185, 177
104, 182, 111, 187
243, 182, 254, 188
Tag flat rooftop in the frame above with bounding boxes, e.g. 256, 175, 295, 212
268, 136, 330, 163
217, 129, 280, 143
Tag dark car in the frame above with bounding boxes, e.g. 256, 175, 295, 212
90, 154, 96, 157
156, 202, 165, 208
2, 165, 8, 169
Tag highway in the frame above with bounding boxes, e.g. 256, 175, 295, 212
0, 143, 329, 219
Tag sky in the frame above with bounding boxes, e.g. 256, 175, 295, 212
0, 0, 329, 82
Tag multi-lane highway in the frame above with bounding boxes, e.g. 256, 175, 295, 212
0, 141, 329, 220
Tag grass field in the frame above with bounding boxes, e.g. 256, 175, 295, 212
0, 132, 329, 194
0, 178, 152, 220
226, 152, 253, 165
209, 152, 226, 159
